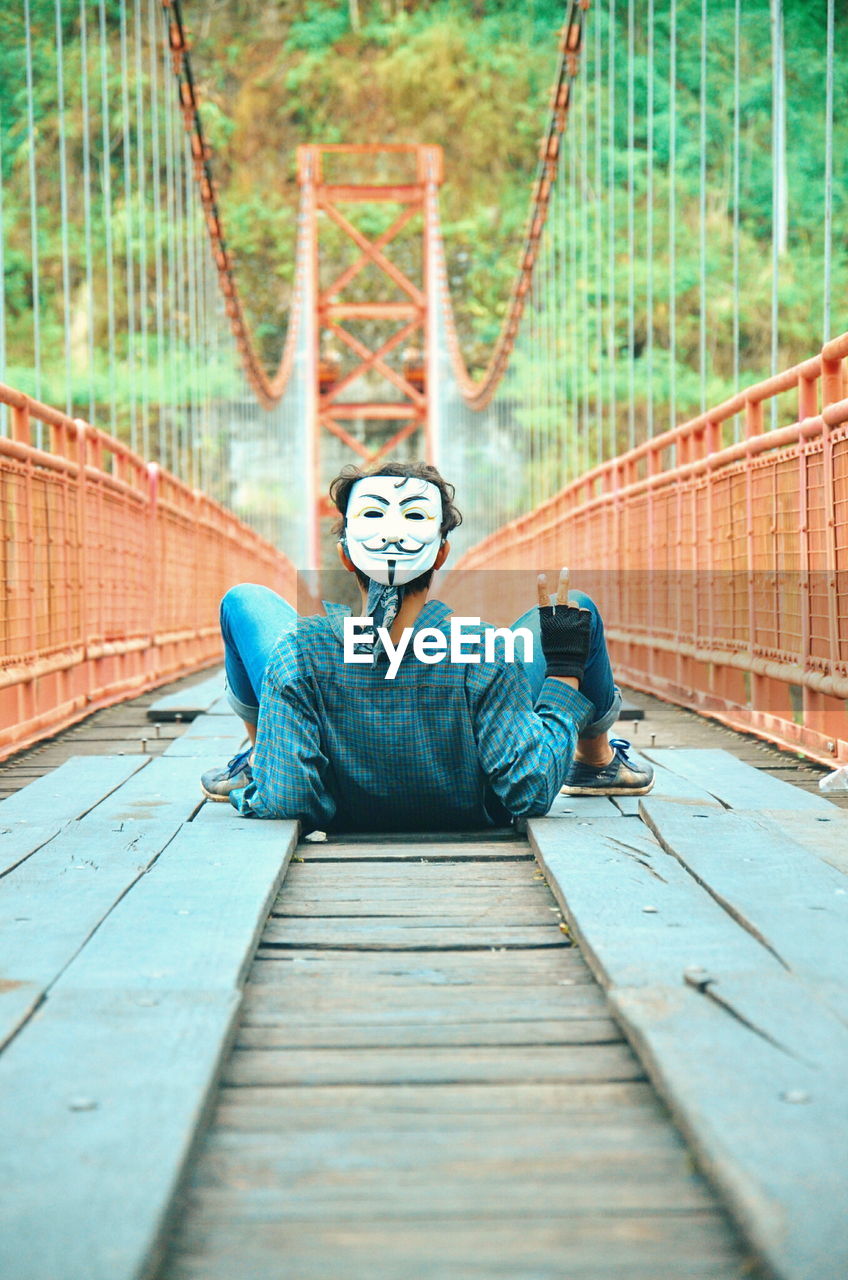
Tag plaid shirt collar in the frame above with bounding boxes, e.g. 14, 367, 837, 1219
322, 598, 453, 646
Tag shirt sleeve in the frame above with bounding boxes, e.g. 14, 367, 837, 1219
471, 661, 594, 818
229, 636, 336, 831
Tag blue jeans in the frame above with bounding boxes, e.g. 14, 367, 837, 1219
220, 585, 620, 738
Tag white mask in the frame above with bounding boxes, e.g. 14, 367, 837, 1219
344, 475, 443, 586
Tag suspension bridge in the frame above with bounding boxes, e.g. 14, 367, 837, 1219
1, 1, 847, 1277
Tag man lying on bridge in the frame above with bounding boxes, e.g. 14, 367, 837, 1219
200, 461, 653, 830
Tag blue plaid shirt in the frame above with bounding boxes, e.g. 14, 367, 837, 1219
230, 600, 593, 832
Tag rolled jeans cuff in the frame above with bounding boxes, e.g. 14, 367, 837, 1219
225, 679, 259, 724
580, 684, 622, 738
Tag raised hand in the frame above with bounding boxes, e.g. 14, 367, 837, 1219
536, 567, 592, 683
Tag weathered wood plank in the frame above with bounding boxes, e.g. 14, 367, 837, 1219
235, 1016, 621, 1049
299, 840, 534, 862
0, 989, 240, 1280
529, 815, 848, 1280
223, 1042, 644, 1088
0, 817, 184, 1050
260, 918, 567, 949
739, 807, 848, 877
0, 821, 64, 877
0, 814, 297, 1280
147, 671, 225, 722
213, 1079, 660, 1120
610, 984, 848, 1280
545, 794, 623, 819
160, 1213, 752, 1280
644, 747, 836, 812
0, 753, 147, 845
640, 798, 848, 1024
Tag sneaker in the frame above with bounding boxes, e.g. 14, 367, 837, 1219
200, 748, 254, 801
560, 738, 655, 796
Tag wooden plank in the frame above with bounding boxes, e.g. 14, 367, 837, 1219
0, 821, 64, 877
0, 813, 297, 1280
739, 807, 848, 877
76, 754, 209, 828
146, 670, 225, 721
0, 989, 240, 1280
223, 1042, 644, 1088
260, 918, 567, 949
545, 794, 623, 819
644, 747, 836, 813
609, 984, 848, 1280
241, 982, 609, 1023
640, 798, 848, 1023
206, 695, 236, 716
235, 1017, 621, 1049
0, 754, 148, 836
213, 1080, 661, 1119
529, 815, 848, 1280
299, 840, 534, 862
0, 817, 184, 1050
617, 696, 645, 721
159, 1213, 751, 1280
170, 713, 246, 741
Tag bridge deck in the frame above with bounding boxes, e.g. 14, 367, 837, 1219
0, 672, 845, 1280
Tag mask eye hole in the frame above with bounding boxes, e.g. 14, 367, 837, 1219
358, 508, 384, 519
404, 509, 427, 520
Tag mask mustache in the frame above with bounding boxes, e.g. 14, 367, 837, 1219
360, 536, 427, 554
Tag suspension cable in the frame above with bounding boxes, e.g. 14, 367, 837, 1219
0, 112, 6, 435
148, 0, 167, 462
119, 0, 138, 450
732, 0, 741, 440
824, 0, 834, 342
24, 0, 42, 410
646, 0, 655, 438
55, 0, 73, 416
98, 0, 118, 434
626, 0, 635, 452
80, 0, 96, 425
699, 0, 708, 414
668, 0, 677, 428
607, 0, 616, 460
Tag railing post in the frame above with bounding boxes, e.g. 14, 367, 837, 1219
11, 402, 29, 445
820, 357, 842, 706
147, 463, 160, 680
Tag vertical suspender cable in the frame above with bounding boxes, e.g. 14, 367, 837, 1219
823, 0, 834, 342
626, 0, 635, 451
646, 0, 655, 438
185, 145, 199, 488
119, 1, 138, 451
699, 0, 708, 414
148, 0, 166, 463
668, 0, 677, 428
594, 6, 604, 466
80, 0, 96, 425
98, 0, 117, 434
133, 0, 150, 458
163, 23, 178, 475
607, 0, 616, 460
24, 0, 42, 410
770, 0, 785, 429
569, 138, 579, 478
580, 66, 590, 475
0, 113, 6, 435
55, 0, 73, 415
732, 0, 741, 440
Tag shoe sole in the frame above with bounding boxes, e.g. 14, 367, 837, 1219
560, 778, 655, 797
200, 783, 235, 802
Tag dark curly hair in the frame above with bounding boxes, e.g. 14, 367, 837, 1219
330, 460, 463, 593
329, 460, 463, 540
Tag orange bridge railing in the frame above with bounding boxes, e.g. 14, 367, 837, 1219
456, 333, 848, 766
0, 385, 296, 762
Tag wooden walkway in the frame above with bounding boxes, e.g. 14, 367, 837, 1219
0, 670, 846, 1280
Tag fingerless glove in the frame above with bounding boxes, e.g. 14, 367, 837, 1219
539, 604, 592, 681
